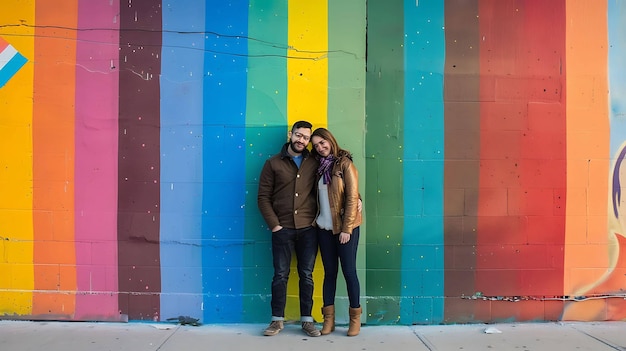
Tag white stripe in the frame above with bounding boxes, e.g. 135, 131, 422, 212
0, 45, 18, 71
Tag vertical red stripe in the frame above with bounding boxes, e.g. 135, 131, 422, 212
117, 1, 162, 320
477, 0, 566, 320
32, 1, 77, 317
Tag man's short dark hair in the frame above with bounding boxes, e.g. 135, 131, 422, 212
291, 120, 312, 132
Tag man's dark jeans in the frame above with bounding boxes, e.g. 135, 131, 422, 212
271, 226, 318, 318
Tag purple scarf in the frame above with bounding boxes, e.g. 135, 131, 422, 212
317, 155, 335, 184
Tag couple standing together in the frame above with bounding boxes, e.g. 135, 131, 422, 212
257, 121, 362, 337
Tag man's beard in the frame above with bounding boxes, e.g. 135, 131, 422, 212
289, 141, 305, 154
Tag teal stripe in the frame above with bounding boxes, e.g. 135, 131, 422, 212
328, 0, 367, 316
243, 0, 288, 323
365, 0, 404, 325
402, 0, 445, 324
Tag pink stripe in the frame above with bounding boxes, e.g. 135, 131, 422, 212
74, 0, 121, 321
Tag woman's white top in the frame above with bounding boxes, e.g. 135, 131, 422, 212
316, 178, 333, 230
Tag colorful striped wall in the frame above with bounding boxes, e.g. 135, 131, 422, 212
0, 0, 624, 324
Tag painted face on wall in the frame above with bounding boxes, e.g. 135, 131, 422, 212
289, 127, 311, 154
311, 135, 331, 157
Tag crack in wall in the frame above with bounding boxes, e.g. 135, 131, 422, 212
0, 22, 360, 60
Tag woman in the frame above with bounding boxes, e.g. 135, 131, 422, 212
310, 127, 362, 336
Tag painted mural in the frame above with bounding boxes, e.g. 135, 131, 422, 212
0, 0, 624, 325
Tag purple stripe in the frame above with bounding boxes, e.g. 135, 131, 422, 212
117, 0, 162, 320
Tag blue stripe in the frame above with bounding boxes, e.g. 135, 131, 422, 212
160, 0, 206, 322
0, 52, 27, 88
202, 0, 248, 323
401, 0, 445, 324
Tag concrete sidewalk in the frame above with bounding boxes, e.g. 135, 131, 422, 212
2, 319, 626, 351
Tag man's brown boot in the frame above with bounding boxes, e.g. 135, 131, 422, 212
347, 306, 362, 336
321, 305, 335, 335
263, 320, 284, 336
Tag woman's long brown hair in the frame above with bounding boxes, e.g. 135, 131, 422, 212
310, 127, 351, 160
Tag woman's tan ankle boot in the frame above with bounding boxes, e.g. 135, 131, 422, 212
321, 305, 335, 335
347, 306, 362, 336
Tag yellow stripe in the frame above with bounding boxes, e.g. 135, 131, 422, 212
286, 0, 328, 321
287, 0, 328, 129
0, 1, 35, 315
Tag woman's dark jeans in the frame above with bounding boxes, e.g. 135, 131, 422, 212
270, 226, 318, 318
318, 226, 360, 308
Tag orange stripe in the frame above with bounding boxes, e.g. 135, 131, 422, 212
562, 0, 609, 319
32, 0, 77, 317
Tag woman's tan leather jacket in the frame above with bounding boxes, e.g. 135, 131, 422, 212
318, 151, 362, 235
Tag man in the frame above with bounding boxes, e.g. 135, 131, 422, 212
257, 120, 321, 337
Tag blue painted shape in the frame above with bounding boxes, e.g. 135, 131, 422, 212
402, 0, 445, 324
0, 50, 27, 88
609, 1, 626, 157
202, 0, 248, 323
160, 0, 206, 322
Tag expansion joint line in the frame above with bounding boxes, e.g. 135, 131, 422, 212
155, 324, 181, 351
570, 325, 625, 351
411, 327, 436, 351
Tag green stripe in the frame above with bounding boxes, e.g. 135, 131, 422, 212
365, 0, 405, 325
328, 0, 367, 315
244, 0, 288, 322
